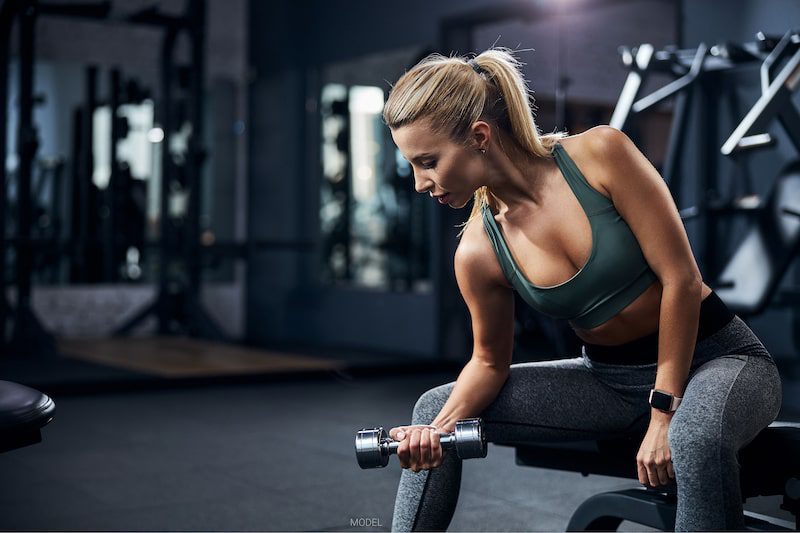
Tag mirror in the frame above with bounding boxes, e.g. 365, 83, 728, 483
317, 49, 432, 292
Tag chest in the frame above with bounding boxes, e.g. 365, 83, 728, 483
496, 175, 607, 288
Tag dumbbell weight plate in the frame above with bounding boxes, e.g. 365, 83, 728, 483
453, 418, 487, 459
355, 427, 390, 469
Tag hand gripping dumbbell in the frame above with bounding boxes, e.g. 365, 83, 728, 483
355, 418, 487, 469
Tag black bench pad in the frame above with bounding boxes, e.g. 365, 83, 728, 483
0, 380, 56, 453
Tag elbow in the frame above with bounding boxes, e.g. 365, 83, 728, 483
662, 273, 703, 294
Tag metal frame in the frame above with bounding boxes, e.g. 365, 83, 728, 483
721, 33, 800, 156
505, 421, 800, 531
112, 0, 227, 340
0, 0, 229, 353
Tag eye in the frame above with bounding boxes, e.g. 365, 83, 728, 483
420, 160, 437, 170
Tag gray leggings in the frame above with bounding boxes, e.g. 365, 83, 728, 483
392, 317, 783, 531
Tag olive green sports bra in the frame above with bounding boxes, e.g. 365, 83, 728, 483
481, 143, 658, 329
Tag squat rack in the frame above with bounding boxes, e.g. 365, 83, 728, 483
0, 0, 225, 356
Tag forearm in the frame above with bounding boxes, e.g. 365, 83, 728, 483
431, 358, 509, 432
653, 280, 703, 419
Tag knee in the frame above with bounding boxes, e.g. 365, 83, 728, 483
668, 421, 734, 468
411, 384, 451, 425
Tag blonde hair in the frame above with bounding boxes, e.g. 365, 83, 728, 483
383, 48, 566, 227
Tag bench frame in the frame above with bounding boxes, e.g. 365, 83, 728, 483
502, 421, 800, 531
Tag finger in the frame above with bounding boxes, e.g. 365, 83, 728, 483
656, 448, 672, 485
667, 460, 675, 480
657, 463, 670, 486
637, 460, 649, 486
397, 439, 410, 468
419, 428, 431, 468
389, 426, 408, 441
646, 461, 660, 488
431, 431, 442, 467
429, 429, 442, 468
409, 428, 422, 470
656, 450, 671, 485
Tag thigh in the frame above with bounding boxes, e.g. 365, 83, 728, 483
417, 357, 650, 445
483, 357, 652, 443
670, 354, 782, 450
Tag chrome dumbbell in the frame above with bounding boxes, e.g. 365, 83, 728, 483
354, 418, 487, 469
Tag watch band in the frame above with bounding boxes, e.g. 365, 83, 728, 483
649, 389, 683, 412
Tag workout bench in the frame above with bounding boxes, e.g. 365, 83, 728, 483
0, 380, 56, 454
499, 421, 800, 531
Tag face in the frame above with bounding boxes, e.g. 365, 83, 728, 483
391, 121, 486, 209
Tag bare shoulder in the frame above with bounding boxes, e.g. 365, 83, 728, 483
455, 214, 511, 290
557, 126, 635, 198
563, 125, 629, 152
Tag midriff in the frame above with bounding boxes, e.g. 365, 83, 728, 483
571, 280, 713, 346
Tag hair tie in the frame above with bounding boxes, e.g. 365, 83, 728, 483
468, 59, 484, 75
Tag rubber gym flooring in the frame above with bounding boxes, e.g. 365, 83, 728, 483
0, 344, 797, 531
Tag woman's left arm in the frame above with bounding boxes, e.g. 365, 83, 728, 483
584, 126, 704, 487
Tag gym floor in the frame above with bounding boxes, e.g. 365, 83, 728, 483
0, 360, 796, 532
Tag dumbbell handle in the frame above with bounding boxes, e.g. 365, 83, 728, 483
383, 433, 457, 454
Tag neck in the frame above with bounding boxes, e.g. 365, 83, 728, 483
484, 142, 553, 216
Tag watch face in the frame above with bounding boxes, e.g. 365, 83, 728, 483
650, 390, 672, 411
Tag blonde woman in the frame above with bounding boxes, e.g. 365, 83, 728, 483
382, 49, 782, 532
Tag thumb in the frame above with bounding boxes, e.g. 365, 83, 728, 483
389, 427, 408, 440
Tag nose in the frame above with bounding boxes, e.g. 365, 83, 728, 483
413, 172, 434, 194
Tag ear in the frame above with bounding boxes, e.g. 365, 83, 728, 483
470, 121, 492, 151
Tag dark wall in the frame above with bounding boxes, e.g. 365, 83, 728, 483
682, 0, 800, 49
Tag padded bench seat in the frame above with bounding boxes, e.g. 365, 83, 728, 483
498, 421, 800, 531
0, 380, 56, 453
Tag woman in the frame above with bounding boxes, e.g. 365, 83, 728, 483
382, 48, 782, 532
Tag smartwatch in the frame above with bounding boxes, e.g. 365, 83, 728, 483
649, 389, 682, 412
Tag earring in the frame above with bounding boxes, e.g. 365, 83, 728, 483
479, 148, 486, 154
